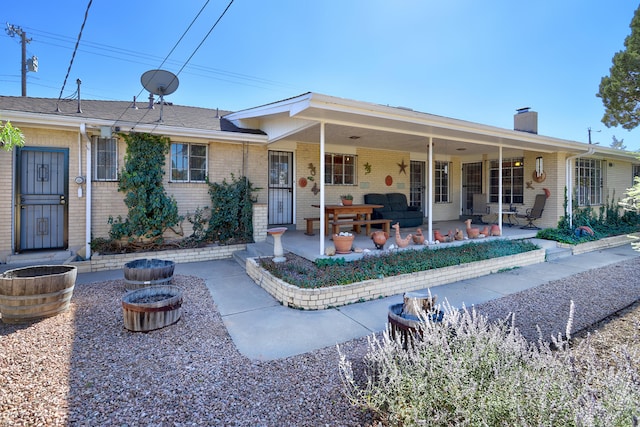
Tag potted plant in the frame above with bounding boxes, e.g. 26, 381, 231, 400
340, 194, 354, 206
333, 231, 355, 254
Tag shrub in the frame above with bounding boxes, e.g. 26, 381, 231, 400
205, 174, 260, 244
338, 302, 640, 426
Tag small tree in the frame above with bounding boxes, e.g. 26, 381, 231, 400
610, 135, 627, 150
0, 120, 25, 151
597, 6, 640, 130
109, 132, 182, 245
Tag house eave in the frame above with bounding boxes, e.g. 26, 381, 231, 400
0, 110, 269, 144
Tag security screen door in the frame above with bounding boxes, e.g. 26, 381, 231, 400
17, 147, 68, 251
268, 151, 293, 225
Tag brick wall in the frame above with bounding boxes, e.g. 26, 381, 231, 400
246, 248, 545, 309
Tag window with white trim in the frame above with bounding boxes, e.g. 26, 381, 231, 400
434, 161, 450, 203
171, 143, 207, 182
93, 136, 118, 181
575, 158, 603, 205
489, 158, 524, 204
324, 153, 356, 185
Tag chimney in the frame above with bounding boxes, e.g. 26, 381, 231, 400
514, 107, 537, 134
148, 93, 155, 109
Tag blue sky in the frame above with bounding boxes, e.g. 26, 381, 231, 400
1, 1, 639, 150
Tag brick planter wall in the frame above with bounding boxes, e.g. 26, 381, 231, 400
557, 233, 639, 255
72, 244, 246, 273
246, 248, 546, 310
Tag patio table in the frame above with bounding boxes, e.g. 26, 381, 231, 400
312, 204, 383, 235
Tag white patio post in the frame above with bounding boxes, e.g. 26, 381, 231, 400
319, 122, 326, 256
427, 137, 433, 244
498, 146, 503, 231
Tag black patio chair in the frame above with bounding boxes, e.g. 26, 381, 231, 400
516, 194, 547, 229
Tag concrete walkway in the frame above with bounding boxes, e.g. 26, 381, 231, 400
72, 242, 640, 361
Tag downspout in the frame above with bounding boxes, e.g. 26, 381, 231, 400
565, 148, 595, 229
80, 123, 92, 260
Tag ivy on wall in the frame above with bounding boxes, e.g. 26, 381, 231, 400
108, 132, 182, 244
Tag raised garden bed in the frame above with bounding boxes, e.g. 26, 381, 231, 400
246, 248, 546, 310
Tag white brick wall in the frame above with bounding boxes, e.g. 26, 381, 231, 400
246, 248, 546, 310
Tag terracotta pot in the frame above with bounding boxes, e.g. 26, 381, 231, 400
333, 234, 355, 254
341, 199, 353, 206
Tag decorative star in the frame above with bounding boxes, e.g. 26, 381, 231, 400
397, 159, 408, 175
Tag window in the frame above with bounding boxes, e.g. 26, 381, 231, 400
171, 143, 207, 182
633, 164, 640, 185
93, 136, 118, 181
489, 158, 524, 204
324, 153, 356, 185
434, 161, 450, 203
575, 158, 603, 205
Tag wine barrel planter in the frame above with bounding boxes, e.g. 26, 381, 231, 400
388, 303, 443, 349
122, 285, 183, 332
123, 258, 175, 291
0, 265, 77, 324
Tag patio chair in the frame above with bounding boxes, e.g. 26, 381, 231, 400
471, 193, 488, 223
516, 194, 546, 229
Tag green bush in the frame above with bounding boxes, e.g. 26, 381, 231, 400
339, 302, 640, 426
205, 174, 260, 244
542, 187, 640, 244
260, 240, 539, 288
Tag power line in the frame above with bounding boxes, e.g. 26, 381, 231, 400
19, 25, 298, 93
138, 0, 236, 133
56, 0, 93, 111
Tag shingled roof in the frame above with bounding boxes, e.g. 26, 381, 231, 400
0, 96, 264, 135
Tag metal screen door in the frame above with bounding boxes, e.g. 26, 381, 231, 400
462, 162, 483, 215
268, 151, 293, 225
16, 147, 69, 251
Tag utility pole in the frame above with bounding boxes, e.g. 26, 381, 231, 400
5, 23, 33, 97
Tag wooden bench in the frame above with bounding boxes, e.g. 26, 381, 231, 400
304, 215, 359, 236
331, 219, 391, 236
304, 217, 320, 236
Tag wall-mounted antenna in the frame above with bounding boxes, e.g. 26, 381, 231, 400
140, 69, 179, 123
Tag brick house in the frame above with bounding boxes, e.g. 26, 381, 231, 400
1, 92, 638, 261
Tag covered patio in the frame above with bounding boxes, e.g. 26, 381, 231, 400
226, 93, 612, 257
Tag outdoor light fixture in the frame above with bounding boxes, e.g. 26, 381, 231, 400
443, 163, 449, 174
535, 156, 544, 177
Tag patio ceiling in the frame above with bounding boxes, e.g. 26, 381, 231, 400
226, 92, 601, 158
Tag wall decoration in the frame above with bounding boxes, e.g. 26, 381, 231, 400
532, 170, 546, 183
397, 159, 408, 174
526, 181, 534, 189
363, 162, 372, 174
298, 177, 307, 188
307, 162, 316, 181
311, 182, 319, 195
385, 175, 393, 186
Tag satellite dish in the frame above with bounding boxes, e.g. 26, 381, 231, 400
141, 69, 179, 96
140, 69, 179, 123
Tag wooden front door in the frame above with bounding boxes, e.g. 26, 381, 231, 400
16, 147, 69, 251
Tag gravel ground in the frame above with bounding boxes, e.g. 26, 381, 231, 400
1, 258, 639, 426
